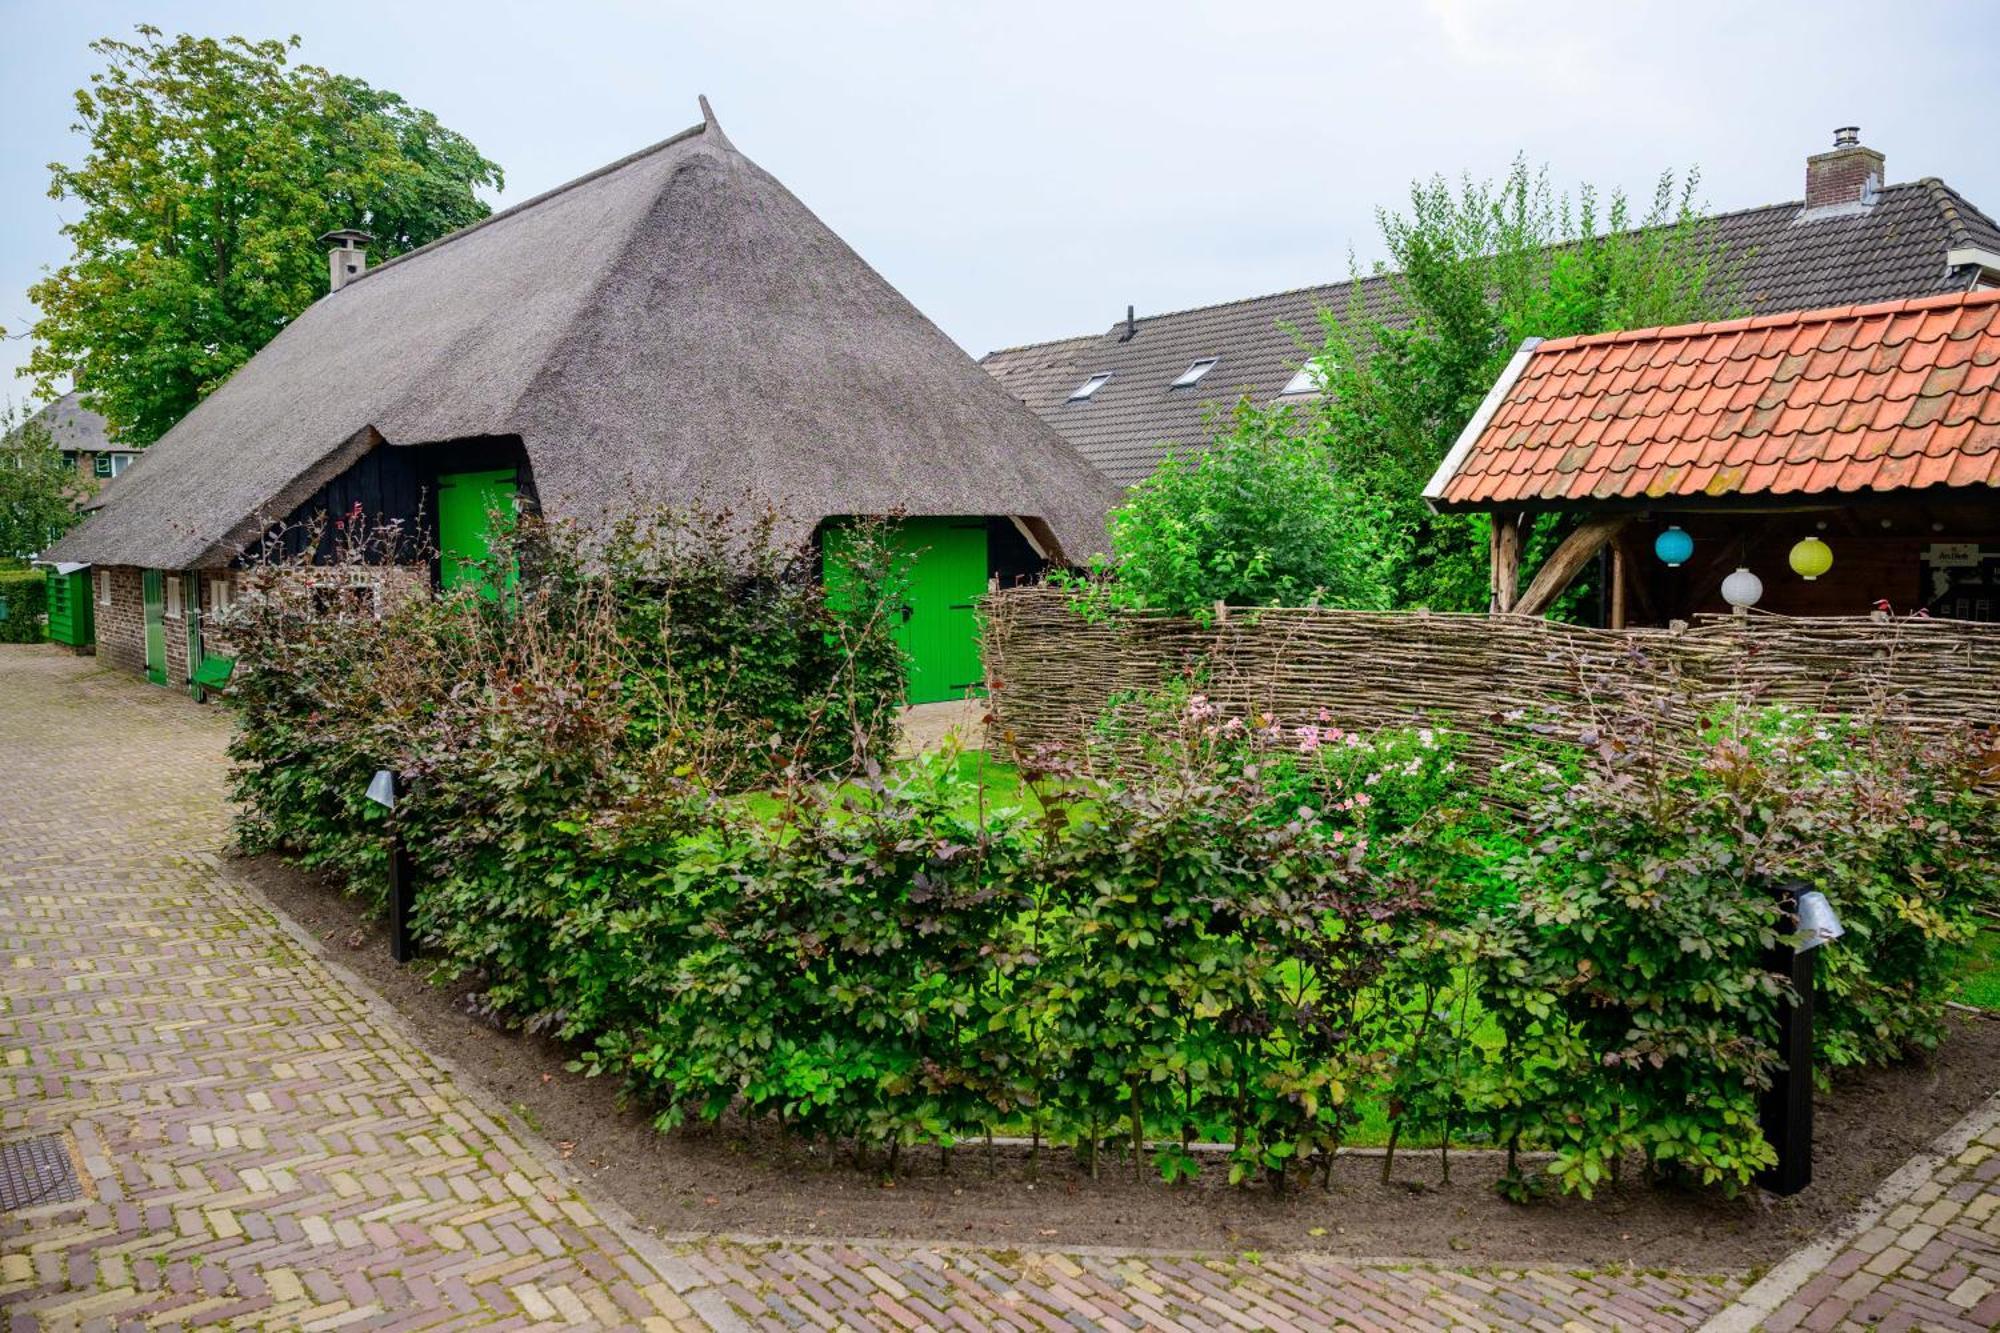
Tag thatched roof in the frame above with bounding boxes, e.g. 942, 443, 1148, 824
48, 102, 1115, 570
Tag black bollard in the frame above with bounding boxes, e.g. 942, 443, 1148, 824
368, 768, 417, 964
1757, 923, 1814, 1195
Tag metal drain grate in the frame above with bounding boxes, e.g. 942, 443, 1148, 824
0, 1133, 83, 1211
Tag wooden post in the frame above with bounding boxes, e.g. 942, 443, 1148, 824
1609, 540, 1628, 630
1490, 513, 1525, 613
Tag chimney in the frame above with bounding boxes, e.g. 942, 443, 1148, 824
1118, 304, 1137, 342
320, 229, 374, 293
1803, 127, 1883, 212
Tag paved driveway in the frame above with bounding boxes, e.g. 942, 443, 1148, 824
0, 646, 1777, 1330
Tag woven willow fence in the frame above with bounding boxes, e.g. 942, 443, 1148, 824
980, 587, 2000, 763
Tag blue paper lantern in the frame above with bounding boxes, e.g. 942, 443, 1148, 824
1654, 525, 1693, 567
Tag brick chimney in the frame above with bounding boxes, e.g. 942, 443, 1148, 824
319, 229, 374, 293
1803, 127, 1883, 212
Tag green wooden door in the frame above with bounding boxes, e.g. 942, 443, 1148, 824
45, 570, 93, 647
893, 520, 988, 704
183, 574, 204, 699
142, 569, 167, 685
437, 469, 519, 598
827, 518, 988, 705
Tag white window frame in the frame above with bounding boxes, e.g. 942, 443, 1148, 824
1067, 372, 1113, 402
1170, 357, 1220, 389
1280, 356, 1330, 397
164, 577, 184, 620
95, 569, 111, 606
207, 575, 234, 615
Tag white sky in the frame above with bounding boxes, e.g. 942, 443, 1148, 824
3, 0, 1996, 411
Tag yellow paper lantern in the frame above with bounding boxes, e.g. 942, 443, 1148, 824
1789, 536, 1833, 581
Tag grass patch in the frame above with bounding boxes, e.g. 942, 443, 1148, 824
1953, 923, 2000, 1010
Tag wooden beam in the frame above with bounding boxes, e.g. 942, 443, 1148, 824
1513, 515, 1631, 617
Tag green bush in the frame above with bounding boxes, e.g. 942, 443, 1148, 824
1070, 423, 1399, 621
223, 505, 907, 909
227, 565, 1998, 1199
0, 564, 49, 643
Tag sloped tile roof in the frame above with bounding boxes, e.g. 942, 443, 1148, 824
982, 180, 2000, 486
1430, 288, 2000, 508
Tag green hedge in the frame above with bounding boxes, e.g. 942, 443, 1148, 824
0, 565, 48, 643
227, 574, 2000, 1198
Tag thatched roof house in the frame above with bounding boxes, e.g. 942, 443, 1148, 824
49, 100, 1112, 572
49, 101, 1115, 702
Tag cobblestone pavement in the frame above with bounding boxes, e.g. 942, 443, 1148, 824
0, 646, 1770, 1330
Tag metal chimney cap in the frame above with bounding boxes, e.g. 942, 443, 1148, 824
1832, 126, 1860, 148
319, 228, 375, 250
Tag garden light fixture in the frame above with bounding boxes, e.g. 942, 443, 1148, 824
1793, 891, 1844, 950
364, 768, 415, 962
1788, 536, 1833, 581
1654, 525, 1693, 567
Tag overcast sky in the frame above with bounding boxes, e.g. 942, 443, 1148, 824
4, 1, 1996, 412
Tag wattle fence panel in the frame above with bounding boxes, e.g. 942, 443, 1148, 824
980, 587, 2000, 761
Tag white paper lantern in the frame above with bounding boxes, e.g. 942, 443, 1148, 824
1721, 567, 1764, 610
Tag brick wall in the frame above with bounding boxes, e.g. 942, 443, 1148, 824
95, 566, 146, 678
93, 562, 433, 694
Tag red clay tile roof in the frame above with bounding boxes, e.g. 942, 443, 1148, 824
1431, 288, 2000, 509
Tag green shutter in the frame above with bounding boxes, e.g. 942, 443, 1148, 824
142, 570, 167, 685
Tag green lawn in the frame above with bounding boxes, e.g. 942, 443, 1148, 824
1953, 923, 2000, 1010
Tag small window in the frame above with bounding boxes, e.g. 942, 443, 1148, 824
1280, 357, 1330, 397
1068, 372, 1113, 402
93, 454, 113, 479
1170, 358, 1219, 389
95, 569, 111, 606
165, 578, 183, 620
108, 454, 133, 477
208, 576, 234, 615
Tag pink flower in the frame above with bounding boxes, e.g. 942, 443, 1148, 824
1296, 723, 1321, 754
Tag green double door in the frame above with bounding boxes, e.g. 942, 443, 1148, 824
829, 518, 988, 705
437, 469, 520, 598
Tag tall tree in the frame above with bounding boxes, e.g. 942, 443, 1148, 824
0, 403, 90, 559
1214, 160, 1743, 615
16, 27, 503, 444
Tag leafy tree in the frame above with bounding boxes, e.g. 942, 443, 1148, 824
0, 401, 90, 558
1082, 409, 1400, 620
1246, 160, 1744, 613
15, 27, 503, 444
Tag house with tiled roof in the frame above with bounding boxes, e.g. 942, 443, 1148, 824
1423, 288, 2000, 624
982, 130, 2000, 488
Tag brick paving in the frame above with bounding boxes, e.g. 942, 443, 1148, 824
0, 650, 696, 1330
0, 645, 1785, 1330
1751, 1115, 2000, 1333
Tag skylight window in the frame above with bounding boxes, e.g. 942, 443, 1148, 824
1280, 356, 1330, 397
1068, 372, 1113, 402
1170, 358, 1219, 389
